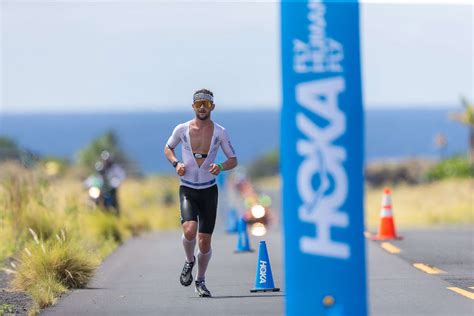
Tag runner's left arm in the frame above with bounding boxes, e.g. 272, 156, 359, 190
218, 129, 237, 171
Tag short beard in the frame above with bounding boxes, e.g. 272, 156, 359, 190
196, 113, 210, 121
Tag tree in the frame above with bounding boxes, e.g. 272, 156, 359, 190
0, 136, 37, 166
248, 148, 279, 179
76, 130, 137, 174
0, 136, 19, 150
450, 97, 474, 163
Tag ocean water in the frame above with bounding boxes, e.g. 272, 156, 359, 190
0, 109, 467, 173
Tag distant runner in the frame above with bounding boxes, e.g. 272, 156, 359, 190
164, 88, 238, 297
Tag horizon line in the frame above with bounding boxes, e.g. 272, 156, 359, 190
0, 102, 464, 115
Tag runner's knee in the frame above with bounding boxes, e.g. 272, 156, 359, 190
183, 221, 197, 240
198, 234, 211, 253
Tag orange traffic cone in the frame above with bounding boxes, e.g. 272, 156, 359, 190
371, 188, 402, 240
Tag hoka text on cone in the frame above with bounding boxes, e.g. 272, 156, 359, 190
371, 188, 402, 240
250, 241, 280, 292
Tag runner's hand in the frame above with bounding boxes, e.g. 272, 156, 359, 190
176, 163, 186, 176
209, 163, 221, 176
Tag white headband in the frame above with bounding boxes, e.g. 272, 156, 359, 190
193, 93, 213, 102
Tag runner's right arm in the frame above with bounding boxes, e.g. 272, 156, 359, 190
164, 124, 186, 176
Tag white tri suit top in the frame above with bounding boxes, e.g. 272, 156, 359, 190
166, 120, 236, 189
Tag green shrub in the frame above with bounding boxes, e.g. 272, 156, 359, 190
87, 212, 124, 244
248, 149, 279, 179
365, 159, 435, 187
425, 155, 473, 181
75, 130, 136, 175
12, 232, 98, 308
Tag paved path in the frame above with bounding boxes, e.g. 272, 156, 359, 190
368, 231, 473, 316
387, 226, 474, 289
42, 228, 473, 315
43, 230, 284, 316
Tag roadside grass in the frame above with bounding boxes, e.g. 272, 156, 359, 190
119, 175, 181, 230
365, 178, 474, 229
0, 223, 17, 264
0, 163, 181, 314
11, 232, 98, 309
85, 211, 127, 244
0, 303, 15, 314
255, 175, 473, 229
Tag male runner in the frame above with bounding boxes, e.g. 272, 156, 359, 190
164, 89, 238, 297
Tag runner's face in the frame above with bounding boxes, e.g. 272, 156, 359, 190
193, 100, 214, 120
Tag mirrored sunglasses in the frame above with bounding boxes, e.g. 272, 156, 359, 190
193, 100, 213, 109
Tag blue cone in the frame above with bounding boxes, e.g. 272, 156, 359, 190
250, 241, 280, 292
234, 218, 254, 253
225, 208, 239, 234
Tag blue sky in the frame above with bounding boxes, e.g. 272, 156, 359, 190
1, 0, 472, 113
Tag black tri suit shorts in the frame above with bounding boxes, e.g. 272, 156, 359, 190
179, 184, 218, 234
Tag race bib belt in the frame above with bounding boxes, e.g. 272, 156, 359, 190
193, 152, 208, 159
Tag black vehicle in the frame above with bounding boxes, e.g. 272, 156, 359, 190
85, 172, 119, 216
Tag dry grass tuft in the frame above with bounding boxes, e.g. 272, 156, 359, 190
28, 275, 67, 309
11, 231, 98, 309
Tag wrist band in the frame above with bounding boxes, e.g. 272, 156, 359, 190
217, 163, 224, 171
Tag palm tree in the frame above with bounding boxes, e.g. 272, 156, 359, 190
450, 97, 474, 163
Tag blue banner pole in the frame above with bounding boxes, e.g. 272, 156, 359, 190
280, 1, 367, 315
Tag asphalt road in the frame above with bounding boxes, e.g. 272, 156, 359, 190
42, 230, 285, 316
42, 226, 473, 316
379, 226, 474, 290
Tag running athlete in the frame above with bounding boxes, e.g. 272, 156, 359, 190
164, 89, 238, 297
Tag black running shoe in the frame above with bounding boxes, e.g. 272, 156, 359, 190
180, 257, 195, 287
195, 280, 211, 297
